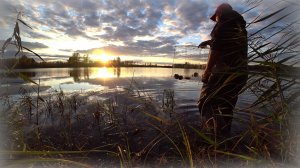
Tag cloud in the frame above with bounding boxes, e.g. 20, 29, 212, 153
0, 19, 8, 27
176, 0, 209, 33
84, 11, 100, 27
59, 49, 74, 52
77, 34, 179, 57
22, 41, 48, 49
100, 25, 138, 41
0, 40, 48, 49
38, 54, 70, 61
0, 0, 297, 62
97, 3, 163, 42
25, 31, 52, 39
0, 40, 48, 59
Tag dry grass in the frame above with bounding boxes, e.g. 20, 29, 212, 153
1, 1, 300, 167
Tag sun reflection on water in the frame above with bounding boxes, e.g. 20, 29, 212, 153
81, 67, 202, 79
95, 67, 115, 79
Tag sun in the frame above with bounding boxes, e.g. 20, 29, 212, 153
91, 49, 111, 63
95, 54, 110, 63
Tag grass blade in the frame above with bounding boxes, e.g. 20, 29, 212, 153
143, 111, 166, 123
18, 18, 33, 29
1, 37, 12, 53
18, 72, 38, 85
254, 7, 287, 23
189, 125, 216, 145
22, 46, 45, 62
147, 122, 185, 163
278, 55, 298, 64
250, 9, 298, 37
214, 150, 256, 161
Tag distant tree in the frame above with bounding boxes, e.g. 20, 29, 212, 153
68, 52, 81, 67
116, 57, 121, 67
17, 55, 37, 68
83, 54, 90, 66
184, 62, 190, 68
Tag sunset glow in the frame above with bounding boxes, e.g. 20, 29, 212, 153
93, 54, 110, 63
91, 49, 111, 63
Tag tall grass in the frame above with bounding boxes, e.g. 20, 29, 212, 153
1, 1, 299, 167
241, 0, 300, 163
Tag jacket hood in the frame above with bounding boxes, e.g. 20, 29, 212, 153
220, 10, 246, 27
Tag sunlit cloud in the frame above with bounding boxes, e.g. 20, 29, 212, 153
90, 48, 112, 63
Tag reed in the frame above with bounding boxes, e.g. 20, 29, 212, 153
1, 1, 299, 167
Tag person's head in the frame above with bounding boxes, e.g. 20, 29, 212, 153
210, 3, 232, 22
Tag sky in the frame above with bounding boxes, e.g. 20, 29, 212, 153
0, 0, 299, 64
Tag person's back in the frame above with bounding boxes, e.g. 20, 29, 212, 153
210, 9, 248, 69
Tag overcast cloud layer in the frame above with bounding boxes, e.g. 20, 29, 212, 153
0, 0, 299, 62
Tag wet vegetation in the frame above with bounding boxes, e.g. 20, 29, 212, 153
0, 1, 300, 167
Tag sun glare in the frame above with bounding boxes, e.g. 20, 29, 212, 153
94, 54, 110, 63
96, 67, 114, 78
91, 49, 111, 63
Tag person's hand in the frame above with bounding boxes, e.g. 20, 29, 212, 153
201, 72, 210, 83
198, 40, 210, 48
198, 42, 206, 48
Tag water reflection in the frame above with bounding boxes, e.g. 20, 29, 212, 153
114, 67, 121, 78
68, 67, 121, 81
95, 67, 115, 79
2, 67, 202, 83
0, 71, 36, 78
184, 68, 190, 78
1, 67, 206, 114
83, 67, 89, 80
69, 68, 81, 82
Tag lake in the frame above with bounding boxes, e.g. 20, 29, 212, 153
0, 67, 258, 130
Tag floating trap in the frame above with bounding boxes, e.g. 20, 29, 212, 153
171, 45, 208, 80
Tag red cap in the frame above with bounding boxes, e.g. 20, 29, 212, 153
210, 3, 232, 22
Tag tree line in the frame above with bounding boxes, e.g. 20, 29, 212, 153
0, 52, 209, 69
0, 52, 133, 69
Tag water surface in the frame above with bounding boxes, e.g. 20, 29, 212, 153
0, 67, 258, 131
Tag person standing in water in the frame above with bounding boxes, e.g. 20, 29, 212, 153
198, 3, 248, 136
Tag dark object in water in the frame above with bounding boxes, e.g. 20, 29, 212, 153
193, 72, 199, 77
185, 76, 191, 80
178, 75, 183, 80
174, 74, 179, 79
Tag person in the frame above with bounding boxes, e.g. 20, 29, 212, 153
197, 3, 248, 137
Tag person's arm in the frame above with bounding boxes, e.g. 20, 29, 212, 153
198, 40, 212, 48
202, 50, 220, 83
